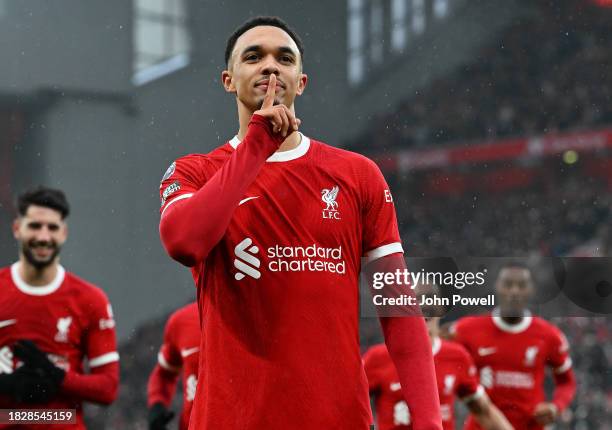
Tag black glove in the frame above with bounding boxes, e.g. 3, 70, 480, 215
0, 374, 17, 395
148, 402, 175, 430
12, 340, 66, 403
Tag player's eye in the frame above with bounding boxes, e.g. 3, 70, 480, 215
48, 224, 60, 232
244, 53, 259, 62
28, 222, 42, 230
280, 55, 294, 63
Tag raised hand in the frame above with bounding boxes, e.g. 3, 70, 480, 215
253, 74, 301, 137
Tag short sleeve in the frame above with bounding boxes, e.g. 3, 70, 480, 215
360, 158, 403, 263
86, 290, 119, 369
547, 325, 572, 374
159, 154, 207, 216
363, 346, 385, 392
456, 348, 483, 401
157, 313, 183, 373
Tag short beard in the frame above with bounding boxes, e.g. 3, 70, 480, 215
21, 242, 61, 270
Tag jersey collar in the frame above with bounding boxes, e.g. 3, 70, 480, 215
432, 336, 442, 356
229, 132, 310, 162
491, 307, 533, 333
11, 262, 65, 296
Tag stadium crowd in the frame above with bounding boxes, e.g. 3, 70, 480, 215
396, 167, 611, 257
349, 0, 612, 151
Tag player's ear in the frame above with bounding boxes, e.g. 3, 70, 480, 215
296, 73, 308, 96
60, 221, 68, 243
12, 218, 21, 240
221, 70, 236, 94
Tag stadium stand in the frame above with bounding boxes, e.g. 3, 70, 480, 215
349, 0, 612, 151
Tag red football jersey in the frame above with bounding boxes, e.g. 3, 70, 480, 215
0, 263, 118, 429
156, 302, 200, 430
451, 310, 572, 430
159, 134, 403, 430
364, 338, 481, 430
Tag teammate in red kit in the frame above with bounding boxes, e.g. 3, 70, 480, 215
147, 302, 200, 430
158, 16, 441, 430
365, 282, 513, 430
0, 187, 119, 429
448, 263, 576, 430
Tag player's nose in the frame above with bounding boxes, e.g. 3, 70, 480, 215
260, 55, 280, 75
35, 226, 53, 241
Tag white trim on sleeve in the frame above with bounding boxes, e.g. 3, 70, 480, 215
461, 385, 485, 403
554, 357, 573, 374
89, 351, 120, 368
161, 193, 194, 217
157, 351, 180, 373
364, 242, 404, 264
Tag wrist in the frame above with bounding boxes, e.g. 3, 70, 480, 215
247, 114, 284, 154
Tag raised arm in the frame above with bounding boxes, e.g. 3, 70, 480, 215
159, 76, 298, 266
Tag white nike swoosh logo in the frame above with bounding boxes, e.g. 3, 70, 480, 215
478, 347, 497, 356
0, 319, 17, 328
180, 347, 200, 358
238, 196, 259, 206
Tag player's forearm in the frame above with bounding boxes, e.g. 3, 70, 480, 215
380, 316, 442, 429
470, 398, 513, 430
368, 254, 442, 429
552, 367, 576, 412
147, 364, 180, 407
61, 362, 119, 405
160, 114, 283, 266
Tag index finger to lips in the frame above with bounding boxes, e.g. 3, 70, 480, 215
261, 74, 277, 109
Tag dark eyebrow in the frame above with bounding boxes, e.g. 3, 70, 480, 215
278, 46, 296, 57
241, 44, 262, 56
240, 45, 296, 57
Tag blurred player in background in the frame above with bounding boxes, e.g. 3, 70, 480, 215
365, 282, 512, 430
147, 302, 200, 430
448, 263, 576, 429
0, 187, 119, 429
158, 16, 441, 430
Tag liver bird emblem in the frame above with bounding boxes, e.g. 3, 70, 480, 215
321, 186, 339, 211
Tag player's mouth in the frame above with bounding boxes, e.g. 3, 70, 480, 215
29, 242, 56, 258
254, 78, 285, 91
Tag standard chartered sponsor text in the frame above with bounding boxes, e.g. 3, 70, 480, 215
267, 244, 346, 274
